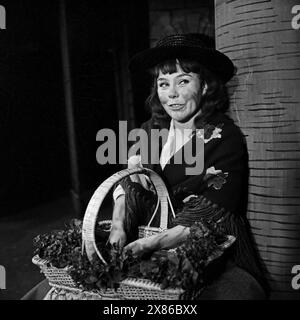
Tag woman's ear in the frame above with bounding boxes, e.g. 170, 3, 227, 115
202, 83, 208, 96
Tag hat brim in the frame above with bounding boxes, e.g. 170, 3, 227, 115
129, 46, 235, 83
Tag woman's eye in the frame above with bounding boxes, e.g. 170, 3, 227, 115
179, 79, 189, 85
158, 82, 169, 88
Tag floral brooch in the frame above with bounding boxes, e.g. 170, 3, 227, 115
195, 123, 223, 143
203, 166, 228, 190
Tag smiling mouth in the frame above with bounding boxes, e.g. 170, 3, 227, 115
169, 104, 185, 110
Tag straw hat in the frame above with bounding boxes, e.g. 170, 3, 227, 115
129, 33, 235, 83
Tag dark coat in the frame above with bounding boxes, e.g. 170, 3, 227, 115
139, 112, 248, 216
119, 112, 269, 296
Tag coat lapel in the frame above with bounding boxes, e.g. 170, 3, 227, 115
162, 133, 204, 186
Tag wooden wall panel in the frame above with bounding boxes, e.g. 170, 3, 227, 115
215, 0, 300, 299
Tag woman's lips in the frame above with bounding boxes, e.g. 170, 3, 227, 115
168, 104, 185, 110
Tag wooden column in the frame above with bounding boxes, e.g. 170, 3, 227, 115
59, 0, 81, 216
215, 0, 300, 299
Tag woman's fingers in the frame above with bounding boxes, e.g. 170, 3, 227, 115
109, 227, 127, 248
124, 238, 149, 256
124, 241, 140, 256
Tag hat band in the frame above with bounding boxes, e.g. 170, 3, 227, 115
156, 35, 207, 49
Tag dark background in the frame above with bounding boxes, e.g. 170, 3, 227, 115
0, 0, 152, 299
0, 0, 150, 218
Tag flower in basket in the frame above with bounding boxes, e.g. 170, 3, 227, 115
33, 219, 83, 268
124, 219, 235, 299
33, 218, 235, 300
33, 219, 138, 292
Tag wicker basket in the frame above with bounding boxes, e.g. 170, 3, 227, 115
33, 167, 184, 299
81, 167, 185, 299
33, 167, 235, 300
32, 255, 123, 299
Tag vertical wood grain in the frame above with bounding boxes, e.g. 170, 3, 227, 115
215, 0, 300, 299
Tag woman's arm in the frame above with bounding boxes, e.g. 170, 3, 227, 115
108, 194, 127, 248
124, 225, 190, 256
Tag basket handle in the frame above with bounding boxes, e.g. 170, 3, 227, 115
82, 167, 173, 263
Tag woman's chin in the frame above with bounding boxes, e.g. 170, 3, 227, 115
167, 108, 201, 123
170, 113, 190, 123
167, 110, 185, 121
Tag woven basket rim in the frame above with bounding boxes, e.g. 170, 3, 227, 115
121, 277, 183, 293
32, 254, 183, 293
49, 282, 120, 296
32, 255, 71, 270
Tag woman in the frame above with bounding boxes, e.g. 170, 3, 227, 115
109, 33, 269, 299
23, 33, 268, 300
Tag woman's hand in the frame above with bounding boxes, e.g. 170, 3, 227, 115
124, 237, 155, 257
108, 223, 127, 248
124, 225, 190, 256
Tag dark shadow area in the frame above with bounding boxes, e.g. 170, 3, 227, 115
0, 0, 150, 299
0, 0, 149, 218
0, 194, 112, 300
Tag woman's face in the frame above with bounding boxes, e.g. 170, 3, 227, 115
156, 64, 202, 123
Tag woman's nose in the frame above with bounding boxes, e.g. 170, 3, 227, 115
168, 85, 179, 98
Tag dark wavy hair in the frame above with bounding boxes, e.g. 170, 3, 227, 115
145, 59, 230, 128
